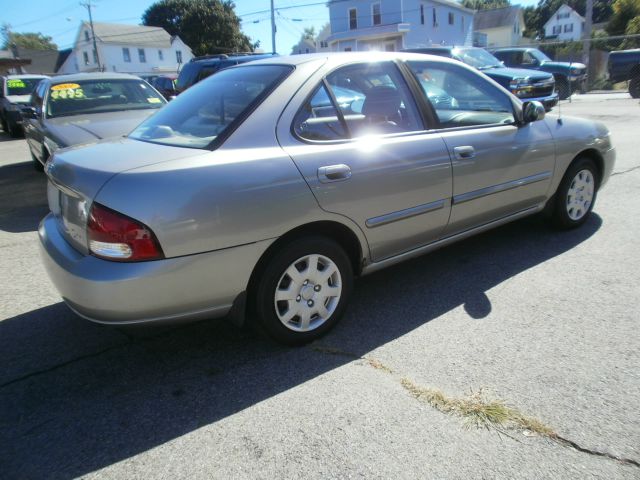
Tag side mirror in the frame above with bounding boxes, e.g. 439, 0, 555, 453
522, 101, 545, 123
21, 106, 37, 119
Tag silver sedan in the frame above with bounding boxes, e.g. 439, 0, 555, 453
39, 52, 615, 344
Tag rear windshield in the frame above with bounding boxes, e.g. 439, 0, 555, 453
46, 79, 166, 118
129, 65, 292, 149
6, 78, 42, 96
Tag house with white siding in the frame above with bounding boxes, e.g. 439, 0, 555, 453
57, 22, 193, 75
326, 0, 474, 52
543, 4, 584, 41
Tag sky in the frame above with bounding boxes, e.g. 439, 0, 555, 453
0, 0, 331, 55
0, 0, 541, 55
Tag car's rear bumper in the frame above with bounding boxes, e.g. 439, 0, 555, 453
39, 213, 273, 325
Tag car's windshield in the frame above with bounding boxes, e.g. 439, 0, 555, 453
455, 48, 503, 70
530, 49, 552, 63
130, 65, 292, 149
6, 78, 42, 96
46, 79, 166, 118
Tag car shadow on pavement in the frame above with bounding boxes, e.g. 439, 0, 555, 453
0, 214, 602, 478
0, 160, 48, 233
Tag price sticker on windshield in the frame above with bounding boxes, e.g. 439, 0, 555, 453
7, 79, 26, 88
50, 83, 85, 100
147, 97, 162, 104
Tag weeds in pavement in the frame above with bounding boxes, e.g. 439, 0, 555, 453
400, 378, 556, 437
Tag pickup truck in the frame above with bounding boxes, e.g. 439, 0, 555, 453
608, 49, 640, 98
404, 46, 559, 111
492, 47, 587, 100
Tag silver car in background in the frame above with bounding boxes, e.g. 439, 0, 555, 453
39, 52, 615, 345
22, 73, 166, 171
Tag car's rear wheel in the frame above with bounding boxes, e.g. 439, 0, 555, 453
254, 236, 353, 345
556, 76, 571, 100
551, 157, 599, 229
630, 66, 640, 99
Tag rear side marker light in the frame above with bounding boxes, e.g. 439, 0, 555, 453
87, 203, 164, 262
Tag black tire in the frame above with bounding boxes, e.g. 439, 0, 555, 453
7, 119, 21, 138
630, 67, 640, 99
253, 236, 353, 345
550, 157, 599, 230
31, 150, 44, 172
556, 76, 571, 100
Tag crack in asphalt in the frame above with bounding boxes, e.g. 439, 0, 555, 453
611, 165, 640, 176
0, 341, 131, 389
309, 344, 640, 469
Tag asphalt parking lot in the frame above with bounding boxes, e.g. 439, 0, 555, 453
1, 93, 639, 479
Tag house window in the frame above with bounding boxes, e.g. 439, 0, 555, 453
320, 41, 328, 48
83, 51, 89, 65
461, 16, 465, 32
385, 43, 395, 52
420, 5, 425, 25
93, 49, 98, 63
564, 23, 573, 33
557, 12, 570, 20
344, 47, 352, 52
449, 12, 454, 25
552, 25, 561, 35
305, 48, 310, 53
349, 8, 357, 30
176, 50, 183, 63
84, 31, 90, 42
433, 8, 437, 27
123, 47, 131, 62
158, 50, 163, 61
138, 48, 146, 63
372, 3, 381, 26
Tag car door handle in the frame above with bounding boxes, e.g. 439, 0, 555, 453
453, 146, 476, 160
318, 164, 352, 183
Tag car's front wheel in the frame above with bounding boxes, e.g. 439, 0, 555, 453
254, 236, 353, 345
551, 157, 599, 229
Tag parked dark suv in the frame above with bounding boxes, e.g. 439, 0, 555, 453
608, 49, 640, 98
404, 46, 558, 110
492, 47, 586, 100
176, 52, 278, 94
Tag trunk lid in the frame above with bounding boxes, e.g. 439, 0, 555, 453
46, 137, 207, 253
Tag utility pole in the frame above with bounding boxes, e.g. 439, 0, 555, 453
582, 0, 593, 82
270, 0, 276, 54
80, 0, 102, 71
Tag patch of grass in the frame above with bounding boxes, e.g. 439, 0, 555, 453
366, 358, 394, 374
400, 378, 556, 437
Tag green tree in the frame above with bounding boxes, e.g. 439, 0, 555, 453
302, 26, 316, 40
460, 0, 510, 10
621, 14, 640, 47
606, 0, 640, 35
1, 25, 57, 50
142, 0, 255, 56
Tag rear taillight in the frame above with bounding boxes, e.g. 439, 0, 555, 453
87, 203, 164, 262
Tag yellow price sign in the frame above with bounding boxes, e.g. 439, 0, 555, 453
50, 88, 85, 100
51, 83, 81, 91
147, 97, 162, 104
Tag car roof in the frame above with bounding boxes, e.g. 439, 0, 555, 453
493, 47, 529, 52
190, 53, 278, 65
5, 74, 50, 79
241, 51, 463, 67
48, 72, 144, 84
